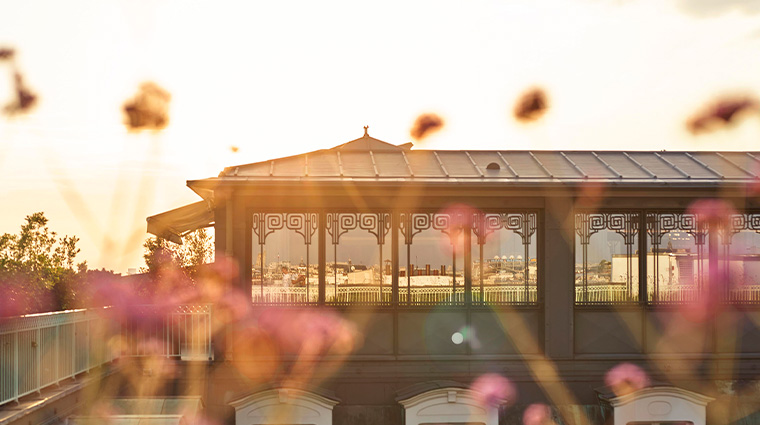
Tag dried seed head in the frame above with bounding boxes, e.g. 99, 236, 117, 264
687, 96, 759, 134
123, 82, 172, 131
0, 48, 14, 60
3, 71, 37, 116
410, 113, 444, 141
514, 87, 549, 122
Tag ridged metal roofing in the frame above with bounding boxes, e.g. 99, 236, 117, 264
215, 133, 760, 184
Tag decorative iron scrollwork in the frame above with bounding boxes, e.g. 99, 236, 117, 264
358, 213, 391, 245
577, 212, 638, 246
647, 212, 705, 246
326, 213, 390, 245
471, 212, 537, 246
253, 213, 318, 245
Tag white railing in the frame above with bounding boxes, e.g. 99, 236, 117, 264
0, 304, 213, 407
0, 308, 116, 406
329, 285, 392, 304
253, 285, 539, 304
576, 284, 760, 303
728, 286, 760, 303
253, 284, 760, 305
119, 304, 214, 361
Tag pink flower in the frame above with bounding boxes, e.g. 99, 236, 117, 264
605, 363, 650, 397
523, 403, 554, 425
470, 373, 516, 407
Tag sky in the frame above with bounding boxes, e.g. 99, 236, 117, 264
1, 0, 759, 273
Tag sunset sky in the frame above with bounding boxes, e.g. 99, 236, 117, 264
1, 0, 759, 273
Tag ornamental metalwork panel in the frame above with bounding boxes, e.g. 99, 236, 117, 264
252, 212, 318, 245
326, 212, 390, 245
358, 213, 392, 245
400, 212, 468, 245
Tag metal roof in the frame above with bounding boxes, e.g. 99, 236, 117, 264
207, 133, 760, 185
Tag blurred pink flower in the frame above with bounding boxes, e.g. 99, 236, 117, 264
470, 373, 516, 407
523, 403, 554, 425
679, 199, 736, 322
258, 307, 358, 356
605, 363, 650, 397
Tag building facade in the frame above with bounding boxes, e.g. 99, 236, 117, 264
146, 132, 760, 424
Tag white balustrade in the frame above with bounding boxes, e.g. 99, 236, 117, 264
0, 304, 213, 407
0, 308, 114, 406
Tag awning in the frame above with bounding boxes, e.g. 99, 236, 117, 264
146, 201, 214, 244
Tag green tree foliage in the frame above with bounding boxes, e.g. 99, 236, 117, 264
0, 212, 116, 316
142, 228, 213, 283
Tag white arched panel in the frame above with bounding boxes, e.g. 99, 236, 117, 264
230, 388, 339, 425
398, 387, 498, 425
608, 386, 713, 425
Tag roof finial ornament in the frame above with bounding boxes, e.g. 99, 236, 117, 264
363, 125, 369, 137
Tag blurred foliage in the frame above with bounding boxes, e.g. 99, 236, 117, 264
0, 212, 118, 316
142, 228, 213, 285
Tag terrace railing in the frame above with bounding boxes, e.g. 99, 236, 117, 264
0, 304, 213, 407
253, 284, 760, 305
254, 285, 540, 305
577, 284, 760, 304
119, 304, 214, 360
0, 308, 114, 406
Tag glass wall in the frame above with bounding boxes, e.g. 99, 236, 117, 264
471, 212, 538, 305
646, 212, 709, 303
252, 213, 319, 304
575, 212, 640, 304
722, 213, 760, 303
399, 212, 465, 306
326, 213, 391, 306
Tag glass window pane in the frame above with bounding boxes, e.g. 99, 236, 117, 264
326, 213, 391, 306
252, 213, 318, 304
400, 213, 465, 306
471, 212, 538, 305
646, 212, 708, 303
575, 212, 640, 304
723, 213, 760, 303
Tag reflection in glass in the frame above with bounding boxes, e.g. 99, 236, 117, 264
471, 212, 537, 305
399, 213, 464, 306
326, 213, 391, 305
575, 212, 639, 304
252, 213, 318, 304
721, 213, 760, 303
646, 212, 708, 303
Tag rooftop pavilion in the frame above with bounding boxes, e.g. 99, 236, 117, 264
5, 131, 760, 425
